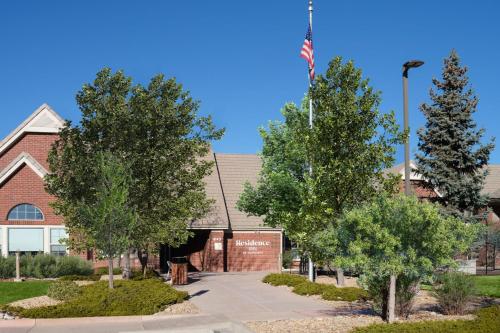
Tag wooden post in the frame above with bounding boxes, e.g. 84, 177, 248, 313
387, 274, 396, 323
14, 251, 21, 282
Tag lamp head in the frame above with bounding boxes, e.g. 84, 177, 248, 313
403, 60, 424, 69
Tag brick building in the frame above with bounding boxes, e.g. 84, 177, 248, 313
0, 105, 282, 272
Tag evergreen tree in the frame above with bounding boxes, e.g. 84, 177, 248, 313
416, 50, 494, 215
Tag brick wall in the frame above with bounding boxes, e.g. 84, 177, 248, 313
177, 230, 281, 272
0, 133, 58, 171
0, 164, 62, 226
227, 231, 281, 272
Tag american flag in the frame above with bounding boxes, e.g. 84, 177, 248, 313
300, 24, 315, 82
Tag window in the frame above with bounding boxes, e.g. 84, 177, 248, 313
8, 228, 44, 255
7, 204, 44, 221
50, 228, 67, 256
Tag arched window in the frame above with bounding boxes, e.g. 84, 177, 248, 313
7, 204, 44, 221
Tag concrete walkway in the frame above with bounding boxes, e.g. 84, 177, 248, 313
177, 272, 335, 322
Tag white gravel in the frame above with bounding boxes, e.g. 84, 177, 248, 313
246, 315, 383, 333
153, 301, 200, 316
9, 295, 62, 309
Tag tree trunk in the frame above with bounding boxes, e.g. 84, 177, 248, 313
122, 248, 131, 279
108, 258, 114, 289
308, 257, 315, 282
138, 249, 148, 277
387, 274, 396, 323
336, 268, 345, 286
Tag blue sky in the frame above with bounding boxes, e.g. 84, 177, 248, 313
1, 0, 499, 163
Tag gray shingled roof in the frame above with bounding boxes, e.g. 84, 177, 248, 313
189, 153, 275, 230
483, 165, 500, 199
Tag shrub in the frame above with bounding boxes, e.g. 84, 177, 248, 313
434, 272, 476, 315
0, 254, 92, 279
262, 273, 306, 287
293, 281, 324, 296
395, 275, 420, 318
282, 250, 294, 269
47, 281, 81, 301
17, 279, 187, 318
322, 285, 368, 302
95, 267, 122, 276
59, 274, 101, 281
263, 274, 368, 302
0, 256, 15, 279
360, 274, 419, 318
55, 256, 93, 277
130, 268, 160, 281
353, 305, 500, 333
21, 254, 57, 278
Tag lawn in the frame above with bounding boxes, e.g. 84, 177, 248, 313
0, 281, 51, 304
421, 275, 500, 298
473, 275, 500, 298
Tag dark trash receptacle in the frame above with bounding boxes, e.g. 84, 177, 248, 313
171, 256, 188, 285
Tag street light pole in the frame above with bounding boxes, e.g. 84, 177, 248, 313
402, 60, 424, 196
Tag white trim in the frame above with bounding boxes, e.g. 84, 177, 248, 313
0, 227, 7, 257
0, 152, 48, 185
0, 104, 64, 156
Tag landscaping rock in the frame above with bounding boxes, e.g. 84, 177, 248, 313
1, 311, 15, 320
246, 315, 383, 333
9, 295, 62, 309
154, 300, 200, 315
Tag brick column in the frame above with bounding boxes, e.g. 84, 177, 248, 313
204, 230, 225, 272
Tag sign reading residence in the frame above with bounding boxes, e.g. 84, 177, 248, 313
235, 239, 271, 255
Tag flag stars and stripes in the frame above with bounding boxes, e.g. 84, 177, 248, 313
300, 24, 315, 82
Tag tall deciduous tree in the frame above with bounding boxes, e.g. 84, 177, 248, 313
238, 57, 403, 283
416, 50, 494, 216
46, 68, 224, 274
76, 152, 137, 289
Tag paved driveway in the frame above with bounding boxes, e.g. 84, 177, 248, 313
177, 272, 335, 322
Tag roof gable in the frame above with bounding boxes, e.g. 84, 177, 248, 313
0, 104, 64, 155
0, 152, 48, 185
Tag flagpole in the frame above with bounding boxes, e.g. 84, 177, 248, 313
307, 0, 315, 283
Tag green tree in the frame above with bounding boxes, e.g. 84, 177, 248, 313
46, 68, 224, 275
416, 50, 494, 216
334, 195, 478, 322
76, 152, 137, 288
238, 57, 403, 283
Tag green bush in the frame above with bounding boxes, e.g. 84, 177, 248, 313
292, 281, 324, 296
95, 267, 122, 276
434, 272, 476, 315
263, 274, 368, 302
262, 273, 306, 287
282, 250, 294, 269
353, 305, 500, 333
130, 268, 160, 280
0, 254, 92, 279
322, 285, 368, 302
21, 254, 57, 278
15, 279, 187, 318
0, 256, 15, 279
55, 256, 93, 277
47, 281, 81, 301
59, 274, 101, 281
